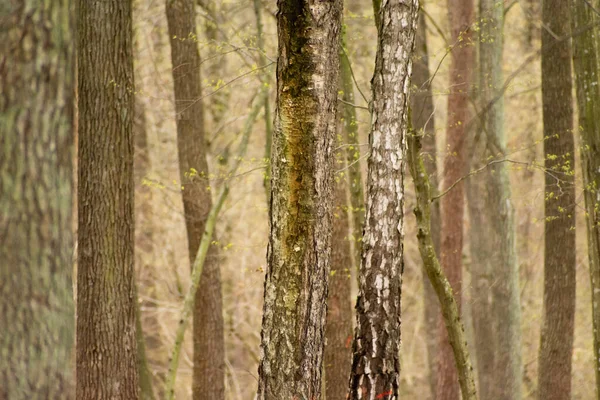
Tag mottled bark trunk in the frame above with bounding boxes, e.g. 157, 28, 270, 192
0, 2, 74, 398
324, 140, 353, 400
571, 2, 600, 397
473, 1, 523, 398
340, 30, 365, 270
256, 1, 342, 398
348, 2, 419, 399
410, 7, 439, 396
165, 1, 225, 399
537, 2, 576, 399
437, 1, 474, 399
76, 0, 139, 398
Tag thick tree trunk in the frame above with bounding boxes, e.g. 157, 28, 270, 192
537, 2, 576, 399
471, 1, 523, 398
410, 7, 439, 396
165, 1, 225, 399
571, 2, 600, 397
0, 2, 74, 398
348, 1, 419, 399
437, 1, 474, 399
256, 1, 342, 398
76, 0, 139, 398
324, 140, 353, 400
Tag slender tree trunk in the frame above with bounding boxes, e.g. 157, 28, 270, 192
340, 30, 365, 270
165, 1, 225, 399
0, 2, 74, 398
256, 1, 342, 398
348, 1, 419, 399
537, 2, 576, 399
437, 1, 474, 399
324, 137, 353, 400
410, 7, 439, 396
571, 2, 600, 398
76, 0, 139, 398
472, 1, 523, 398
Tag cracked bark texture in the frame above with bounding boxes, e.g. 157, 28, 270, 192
410, 6, 439, 396
0, 1, 74, 398
437, 0, 473, 399
571, 1, 600, 397
165, 0, 225, 398
256, 1, 342, 398
469, 1, 523, 398
76, 0, 140, 398
537, 2, 576, 399
348, 1, 419, 399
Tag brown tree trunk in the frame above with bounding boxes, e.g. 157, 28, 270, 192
537, 2, 576, 399
165, 1, 225, 399
0, 2, 75, 398
348, 1, 419, 399
410, 6, 440, 396
256, 1, 342, 398
437, 1, 474, 399
76, 0, 139, 398
324, 138, 353, 400
571, 1, 600, 397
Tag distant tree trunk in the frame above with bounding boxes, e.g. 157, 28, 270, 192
537, 2, 576, 399
340, 31, 365, 270
324, 138, 353, 400
348, 1, 419, 399
571, 1, 600, 397
437, 1, 474, 399
256, 1, 342, 398
410, 6, 439, 396
0, 2, 74, 398
76, 0, 139, 398
165, 1, 225, 399
470, 1, 523, 398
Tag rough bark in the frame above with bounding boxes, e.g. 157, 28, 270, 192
537, 2, 576, 399
165, 0, 225, 399
407, 127, 478, 400
76, 0, 139, 398
256, 1, 342, 398
348, 1, 419, 399
324, 142, 353, 400
571, 1, 600, 398
0, 2, 74, 398
437, 1, 474, 399
410, 7, 439, 396
471, 1, 523, 398
340, 30, 365, 270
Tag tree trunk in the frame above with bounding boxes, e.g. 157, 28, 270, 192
571, 1, 600, 397
348, 1, 419, 399
76, 0, 139, 398
437, 1, 474, 399
471, 1, 523, 398
537, 2, 576, 399
340, 30, 365, 271
256, 1, 342, 398
410, 7, 439, 396
324, 138, 353, 400
165, 1, 225, 399
0, 2, 74, 398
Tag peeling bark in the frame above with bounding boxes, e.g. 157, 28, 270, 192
348, 1, 419, 399
256, 1, 343, 399
76, 0, 140, 397
537, 2, 576, 399
0, 2, 74, 398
